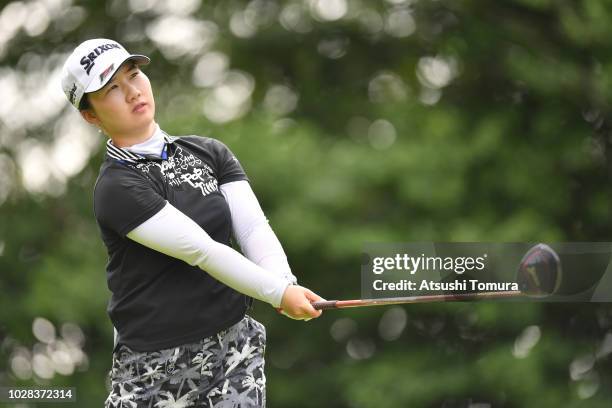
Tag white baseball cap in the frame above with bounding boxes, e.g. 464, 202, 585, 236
61, 38, 150, 109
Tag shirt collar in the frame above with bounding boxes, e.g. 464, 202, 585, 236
105, 125, 176, 164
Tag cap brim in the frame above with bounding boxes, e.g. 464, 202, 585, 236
84, 54, 151, 93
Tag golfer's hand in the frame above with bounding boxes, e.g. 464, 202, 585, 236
278, 285, 324, 320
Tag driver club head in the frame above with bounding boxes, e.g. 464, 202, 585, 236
517, 243, 562, 297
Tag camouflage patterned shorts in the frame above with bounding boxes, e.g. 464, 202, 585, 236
104, 315, 266, 407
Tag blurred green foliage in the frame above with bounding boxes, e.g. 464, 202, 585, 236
1, 0, 612, 407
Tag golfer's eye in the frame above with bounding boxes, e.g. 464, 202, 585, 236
131, 72, 139, 79
106, 84, 118, 94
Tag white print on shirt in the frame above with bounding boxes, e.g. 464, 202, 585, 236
135, 146, 219, 197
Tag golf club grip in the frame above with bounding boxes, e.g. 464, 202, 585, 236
312, 300, 338, 310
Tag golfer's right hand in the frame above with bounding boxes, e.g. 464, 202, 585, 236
278, 285, 324, 320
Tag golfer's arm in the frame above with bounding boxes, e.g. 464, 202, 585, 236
220, 180, 298, 285
126, 202, 290, 307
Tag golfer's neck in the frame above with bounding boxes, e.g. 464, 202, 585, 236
110, 121, 158, 148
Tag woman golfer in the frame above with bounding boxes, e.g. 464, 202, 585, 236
61, 38, 323, 407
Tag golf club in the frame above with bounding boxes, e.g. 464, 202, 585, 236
311, 243, 561, 311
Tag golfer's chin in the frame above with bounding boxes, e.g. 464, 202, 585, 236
130, 109, 156, 130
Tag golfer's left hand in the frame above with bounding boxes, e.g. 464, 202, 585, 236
278, 285, 325, 321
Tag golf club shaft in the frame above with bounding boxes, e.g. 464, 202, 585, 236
311, 290, 522, 310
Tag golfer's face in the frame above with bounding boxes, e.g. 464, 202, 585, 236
88, 62, 155, 135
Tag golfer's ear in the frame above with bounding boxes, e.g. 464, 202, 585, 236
80, 109, 100, 126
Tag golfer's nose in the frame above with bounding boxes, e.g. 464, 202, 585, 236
126, 83, 141, 102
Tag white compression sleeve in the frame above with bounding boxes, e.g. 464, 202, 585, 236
126, 202, 290, 307
220, 180, 298, 285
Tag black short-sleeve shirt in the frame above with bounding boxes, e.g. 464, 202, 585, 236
94, 134, 251, 352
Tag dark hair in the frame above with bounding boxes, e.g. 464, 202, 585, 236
79, 93, 91, 111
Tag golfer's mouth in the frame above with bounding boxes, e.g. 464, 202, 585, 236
133, 102, 147, 113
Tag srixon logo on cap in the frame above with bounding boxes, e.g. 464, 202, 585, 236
80, 43, 120, 75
